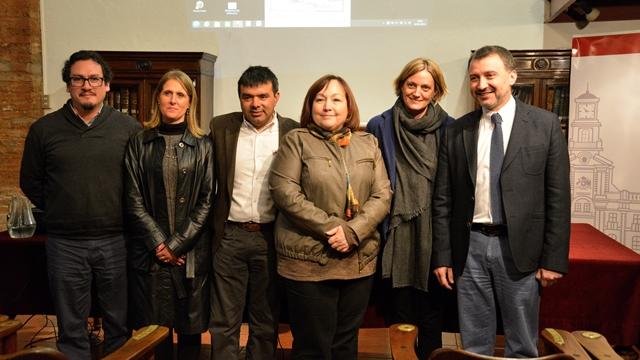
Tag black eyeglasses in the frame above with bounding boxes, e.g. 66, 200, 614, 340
69, 76, 105, 87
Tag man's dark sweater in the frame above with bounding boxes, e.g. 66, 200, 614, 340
20, 100, 141, 239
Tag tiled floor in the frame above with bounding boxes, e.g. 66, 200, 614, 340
12, 315, 462, 359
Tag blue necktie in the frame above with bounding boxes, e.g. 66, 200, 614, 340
490, 113, 504, 224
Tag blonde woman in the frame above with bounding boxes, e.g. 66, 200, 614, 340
367, 58, 454, 358
124, 70, 213, 359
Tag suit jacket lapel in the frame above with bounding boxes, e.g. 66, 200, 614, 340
225, 115, 242, 201
463, 110, 481, 187
503, 101, 528, 171
276, 113, 287, 145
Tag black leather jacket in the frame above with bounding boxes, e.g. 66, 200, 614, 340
124, 127, 213, 276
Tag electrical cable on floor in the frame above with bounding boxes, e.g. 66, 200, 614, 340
23, 315, 57, 348
19, 314, 36, 327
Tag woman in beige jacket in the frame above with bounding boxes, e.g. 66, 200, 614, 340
269, 74, 392, 359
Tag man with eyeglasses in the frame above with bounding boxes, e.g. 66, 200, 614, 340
20, 50, 141, 359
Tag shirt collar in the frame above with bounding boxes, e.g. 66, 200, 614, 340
482, 95, 516, 125
242, 113, 279, 133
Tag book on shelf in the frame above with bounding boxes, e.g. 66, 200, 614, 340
559, 86, 569, 118
121, 88, 129, 114
552, 86, 561, 115
130, 89, 138, 119
512, 85, 533, 105
107, 91, 114, 107
512, 87, 521, 102
546, 86, 556, 113
114, 91, 121, 111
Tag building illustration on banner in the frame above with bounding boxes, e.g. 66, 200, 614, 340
569, 85, 640, 252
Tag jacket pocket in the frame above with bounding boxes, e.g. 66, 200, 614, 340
303, 155, 333, 167
521, 144, 546, 175
352, 157, 375, 183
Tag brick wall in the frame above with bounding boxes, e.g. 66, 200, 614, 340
0, 0, 43, 230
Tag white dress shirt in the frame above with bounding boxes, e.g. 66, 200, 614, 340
228, 114, 280, 223
473, 96, 516, 224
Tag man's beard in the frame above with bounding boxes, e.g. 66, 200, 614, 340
79, 101, 98, 111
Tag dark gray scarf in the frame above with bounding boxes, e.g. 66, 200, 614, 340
381, 98, 448, 290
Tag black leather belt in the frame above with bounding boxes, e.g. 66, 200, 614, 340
471, 223, 507, 237
227, 221, 273, 232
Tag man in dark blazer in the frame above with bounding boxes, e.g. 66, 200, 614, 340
432, 46, 570, 357
209, 66, 298, 359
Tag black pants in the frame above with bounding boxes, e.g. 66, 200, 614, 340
386, 275, 447, 359
284, 276, 373, 360
156, 329, 201, 360
210, 223, 279, 359
46, 235, 128, 360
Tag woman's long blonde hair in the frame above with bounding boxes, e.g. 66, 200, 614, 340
145, 69, 205, 138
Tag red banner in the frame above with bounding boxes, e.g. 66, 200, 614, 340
572, 32, 640, 57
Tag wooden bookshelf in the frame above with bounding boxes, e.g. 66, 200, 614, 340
510, 49, 571, 138
97, 51, 217, 125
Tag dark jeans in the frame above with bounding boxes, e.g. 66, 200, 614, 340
284, 276, 373, 360
210, 223, 279, 359
46, 235, 128, 360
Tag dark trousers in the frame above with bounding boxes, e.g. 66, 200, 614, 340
210, 223, 279, 359
156, 329, 201, 360
284, 276, 373, 360
46, 235, 128, 360
388, 279, 446, 359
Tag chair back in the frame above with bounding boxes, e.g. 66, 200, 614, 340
103, 325, 169, 360
0, 325, 169, 360
541, 328, 591, 360
0, 347, 67, 360
428, 348, 575, 360
389, 323, 418, 360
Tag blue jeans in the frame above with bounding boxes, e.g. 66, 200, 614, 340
46, 235, 128, 359
456, 230, 540, 357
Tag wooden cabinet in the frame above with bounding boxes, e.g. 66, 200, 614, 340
509, 49, 571, 138
97, 51, 217, 125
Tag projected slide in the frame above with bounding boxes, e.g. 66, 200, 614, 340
189, 0, 428, 29
265, 0, 350, 28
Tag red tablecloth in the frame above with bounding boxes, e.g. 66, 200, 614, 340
540, 223, 640, 345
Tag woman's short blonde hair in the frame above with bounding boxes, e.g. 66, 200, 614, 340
145, 69, 205, 137
393, 58, 448, 103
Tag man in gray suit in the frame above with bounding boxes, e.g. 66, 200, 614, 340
209, 66, 298, 359
432, 46, 570, 357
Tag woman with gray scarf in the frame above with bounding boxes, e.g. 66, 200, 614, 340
366, 58, 454, 358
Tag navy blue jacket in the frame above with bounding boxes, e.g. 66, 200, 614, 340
366, 106, 454, 242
